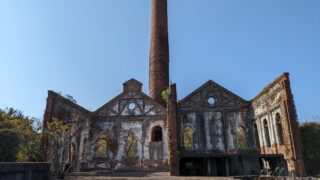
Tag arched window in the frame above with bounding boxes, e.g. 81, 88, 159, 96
125, 132, 137, 158
151, 126, 162, 142
82, 138, 87, 162
263, 119, 271, 147
276, 113, 284, 145
184, 127, 194, 151
70, 143, 76, 162
95, 135, 107, 157
62, 147, 68, 162
254, 123, 260, 148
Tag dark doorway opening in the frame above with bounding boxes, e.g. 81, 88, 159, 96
259, 156, 288, 176
151, 126, 162, 142
180, 157, 204, 176
179, 157, 227, 176
207, 157, 227, 176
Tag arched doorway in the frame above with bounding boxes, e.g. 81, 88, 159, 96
150, 126, 163, 161
151, 126, 162, 142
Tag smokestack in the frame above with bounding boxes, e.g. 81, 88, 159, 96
149, 0, 169, 106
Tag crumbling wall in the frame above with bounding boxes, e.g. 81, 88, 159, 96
83, 79, 169, 171
41, 90, 91, 171
252, 73, 305, 176
178, 80, 252, 155
177, 80, 262, 176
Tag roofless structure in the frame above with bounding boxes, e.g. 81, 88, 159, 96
41, 0, 305, 177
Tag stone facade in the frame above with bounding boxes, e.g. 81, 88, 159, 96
177, 80, 260, 176
42, 79, 169, 172
251, 73, 305, 176
41, 0, 305, 177
41, 74, 305, 176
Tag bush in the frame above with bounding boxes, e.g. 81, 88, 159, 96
300, 122, 320, 176
0, 129, 21, 162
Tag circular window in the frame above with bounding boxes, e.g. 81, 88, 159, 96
207, 97, 216, 105
128, 103, 136, 110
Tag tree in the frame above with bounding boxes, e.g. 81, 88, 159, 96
0, 129, 21, 161
44, 118, 88, 179
0, 108, 42, 162
300, 122, 320, 176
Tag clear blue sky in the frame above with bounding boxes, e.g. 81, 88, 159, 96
0, 0, 319, 122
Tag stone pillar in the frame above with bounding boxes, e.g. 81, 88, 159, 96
167, 84, 179, 175
149, 0, 169, 106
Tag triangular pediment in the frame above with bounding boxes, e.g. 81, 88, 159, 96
179, 80, 248, 108
95, 81, 166, 117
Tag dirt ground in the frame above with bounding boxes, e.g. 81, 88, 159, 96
65, 171, 318, 180
65, 171, 234, 180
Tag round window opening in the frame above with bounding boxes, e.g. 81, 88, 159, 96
128, 103, 136, 110
207, 97, 216, 105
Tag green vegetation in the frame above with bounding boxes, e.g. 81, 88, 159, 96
95, 135, 107, 157
0, 108, 42, 162
44, 117, 89, 179
161, 87, 170, 104
0, 129, 21, 161
300, 121, 320, 176
183, 127, 194, 151
124, 132, 138, 158
1, 103, 320, 178
44, 118, 72, 179
57, 91, 77, 104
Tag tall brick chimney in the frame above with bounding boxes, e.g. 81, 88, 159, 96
149, 0, 169, 106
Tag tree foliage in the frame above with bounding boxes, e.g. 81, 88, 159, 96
0, 129, 21, 161
44, 117, 89, 179
0, 108, 42, 162
44, 118, 72, 179
300, 122, 320, 176
161, 87, 171, 104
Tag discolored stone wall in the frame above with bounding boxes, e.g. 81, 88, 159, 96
42, 79, 169, 172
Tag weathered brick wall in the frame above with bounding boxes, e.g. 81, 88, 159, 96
167, 84, 179, 176
252, 73, 305, 176
40, 90, 91, 171
149, 0, 169, 106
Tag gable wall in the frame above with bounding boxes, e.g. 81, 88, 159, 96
85, 82, 169, 171
178, 81, 253, 155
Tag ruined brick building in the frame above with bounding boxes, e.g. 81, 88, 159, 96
41, 0, 305, 177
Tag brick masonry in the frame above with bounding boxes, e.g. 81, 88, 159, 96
251, 73, 305, 176
149, 0, 169, 106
